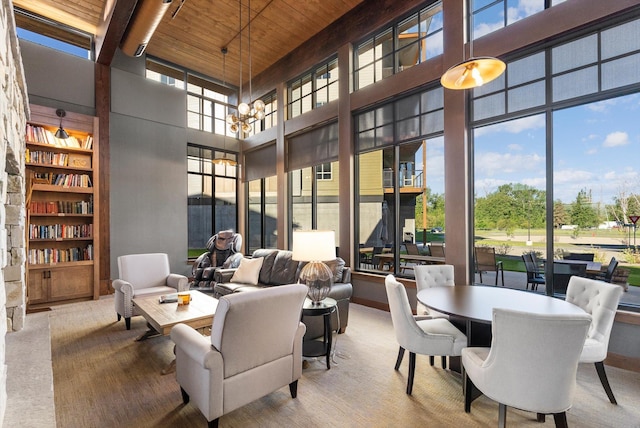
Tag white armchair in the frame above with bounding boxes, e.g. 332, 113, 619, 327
566, 276, 623, 404
112, 253, 189, 330
385, 274, 466, 395
462, 308, 591, 428
170, 284, 307, 428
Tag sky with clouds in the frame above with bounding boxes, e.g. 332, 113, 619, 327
474, 93, 640, 207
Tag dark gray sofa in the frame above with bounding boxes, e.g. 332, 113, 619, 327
213, 248, 353, 338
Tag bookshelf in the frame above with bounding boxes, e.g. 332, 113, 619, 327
26, 104, 100, 308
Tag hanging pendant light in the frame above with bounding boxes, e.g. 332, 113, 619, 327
441, 56, 505, 90
225, 0, 265, 134
54, 109, 70, 139
213, 47, 238, 167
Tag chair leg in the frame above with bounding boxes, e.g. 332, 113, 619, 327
429, 355, 434, 366
395, 347, 405, 370
498, 403, 507, 428
289, 380, 298, 398
537, 413, 546, 422
180, 387, 190, 404
464, 371, 473, 413
208, 418, 219, 428
125, 317, 131, 330
407, 352, 416, 395
441, 356, 447, 370
594, 361, 617, 404
117, 313, 121, 321
552, 412, 568, 428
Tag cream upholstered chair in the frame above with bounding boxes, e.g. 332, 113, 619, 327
565, 276, 623, 404
171, 284, 307, 428
385, 274, 466, 395
462, 308, 591, 428
414, 264, 455, 318
112, 253, 189, 330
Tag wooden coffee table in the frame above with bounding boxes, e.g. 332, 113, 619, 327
132, 290, 218, 374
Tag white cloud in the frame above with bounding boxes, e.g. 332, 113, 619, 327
475, 151, 543, 176
586, 148, 598, 155
475, 178, 510, 196
475, 115, 545, 137
603, 131, 629, 147
553, 169, 594, 185
474, 21, 504, 39
587, 99, 618, 112
508, 143, 523, 151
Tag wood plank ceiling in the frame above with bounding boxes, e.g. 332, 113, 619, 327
13, 0, 365, 88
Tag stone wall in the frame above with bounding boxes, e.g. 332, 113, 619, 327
0, 0, 29, 423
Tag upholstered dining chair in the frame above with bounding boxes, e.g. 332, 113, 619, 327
385, 274, 466, 395
565, 276, 623, 404
112, 253, 189, 330
414, 264, 455, 318
462, 308, 591, 428
171, 284, 307, 428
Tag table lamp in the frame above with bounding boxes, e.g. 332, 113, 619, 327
292, 230, 336, 304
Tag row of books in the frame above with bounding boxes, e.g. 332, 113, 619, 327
34, 173, 93, 188
26, 124, 93, 149
28, 245, 94, 265
29, 200, 93, 215
29, 223, 93, 240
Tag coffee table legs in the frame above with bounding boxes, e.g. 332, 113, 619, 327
135, 322, 161, 341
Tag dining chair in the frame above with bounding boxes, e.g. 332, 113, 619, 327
462, 308, 591, 428
522, 253, 545, 291
428, 242, 445, 258
589, 257, 618, 283
414, 264, 454, 319
474, 246, 504, 286
384, 274, 466, 395
565, 276, 623, 404
400, 242, 422, 273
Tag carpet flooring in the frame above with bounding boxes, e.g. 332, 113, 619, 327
44, 297, 640, 427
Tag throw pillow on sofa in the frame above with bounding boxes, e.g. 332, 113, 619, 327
325, 257, 346, 283
230, 257, 264, 285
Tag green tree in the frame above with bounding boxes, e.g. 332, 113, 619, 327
474, 183, 545, 232
553, 200, 568, 228
569, 189, 598, 228
415, 188, 445, 230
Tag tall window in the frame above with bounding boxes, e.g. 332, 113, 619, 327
247, 176, 278, 253
187, 74, 235, 135
355, 87, 444, 276
288, 58, 339, 119
471, 15, 640, 307
354, 2, 443, 90
187, 145, 238, 257
246, 91, 278, 137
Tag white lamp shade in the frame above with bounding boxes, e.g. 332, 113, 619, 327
292, 230, 336, 262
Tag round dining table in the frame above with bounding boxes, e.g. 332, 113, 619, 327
416, 285, 587, 347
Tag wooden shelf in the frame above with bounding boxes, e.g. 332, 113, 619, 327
26, 104, 100, 308
31, 184, 93, 194
28, 260, 94, 270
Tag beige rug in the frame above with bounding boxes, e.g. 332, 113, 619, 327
48, 297, 640, 428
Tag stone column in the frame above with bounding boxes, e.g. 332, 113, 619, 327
0, 0, 30, 422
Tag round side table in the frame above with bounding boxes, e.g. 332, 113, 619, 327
301, 297, 337, 369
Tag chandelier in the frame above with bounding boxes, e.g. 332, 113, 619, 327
226, 0, 265, 134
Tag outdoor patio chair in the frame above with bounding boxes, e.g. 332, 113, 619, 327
428, 242, 445, 258
475, 246, 504, 286
589, 257, 618, 283
400, 242, 422, 273
522, 253, 545, 291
